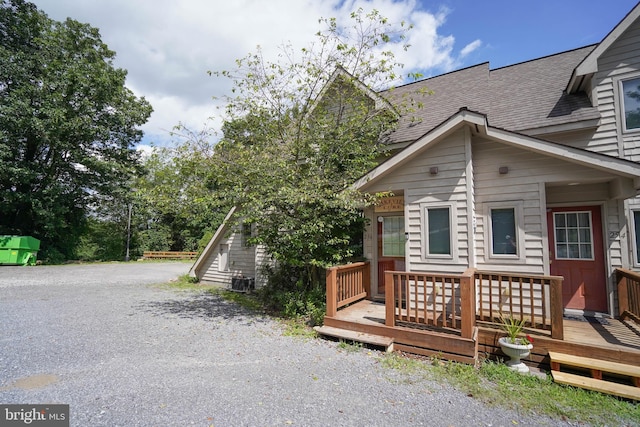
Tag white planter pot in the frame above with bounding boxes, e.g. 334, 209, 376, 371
498, 337, 533, 373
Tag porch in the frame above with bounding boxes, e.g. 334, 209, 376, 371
318, 262, 640, 370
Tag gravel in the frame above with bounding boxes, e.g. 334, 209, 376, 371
0, 263, 580, 426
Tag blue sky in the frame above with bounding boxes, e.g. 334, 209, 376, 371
434, 1, 638, 69
30, 0, 640, 148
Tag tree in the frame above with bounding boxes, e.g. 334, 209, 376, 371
211, 9, 415, 313
0, 0, 152, 260
134, 126, 230, 253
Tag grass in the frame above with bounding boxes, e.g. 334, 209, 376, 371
160, 277, 639, 425
379, 353, 640, 426
163, 275, 315, 339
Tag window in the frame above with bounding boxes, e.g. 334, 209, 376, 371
633, 210, 640, 264
485, 201, 523, 262
241, 222, 253, 247
382, 216, 405, 257
621, 77, 640, 131
427, 207, 451, 256
553, 212, 593, 260
491, 208, 517, 256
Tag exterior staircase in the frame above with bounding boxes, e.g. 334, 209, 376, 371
549, 351, 640, 401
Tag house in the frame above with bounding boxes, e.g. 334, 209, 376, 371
193, 3, 640, 387
190, 207, 270, 290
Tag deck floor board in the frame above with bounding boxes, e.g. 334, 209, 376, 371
330, 299, 640, 363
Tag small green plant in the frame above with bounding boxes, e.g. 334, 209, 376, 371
380, 354, 640, 425
499, 315, 533, 345
337, 340, 363, 353
281, 318, 317, 339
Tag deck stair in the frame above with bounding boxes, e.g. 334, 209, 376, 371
314, 325, 394, 352
549, 351, 640, 400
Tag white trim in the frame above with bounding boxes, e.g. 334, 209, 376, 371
630, 209, 640, 267
618, 75, 640, 134
552, 210, 596, 261
568, 4, 640, 92
484, 201, 525, 263
353, 109, 640, 193
421, 201, 458, 262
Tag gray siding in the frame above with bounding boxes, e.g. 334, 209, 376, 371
472, 137, 615, 274
362, 129, 471, 274
594, 18, 640, 271
200, 230, 263, 287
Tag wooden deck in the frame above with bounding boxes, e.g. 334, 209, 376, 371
324, 299, 640, 367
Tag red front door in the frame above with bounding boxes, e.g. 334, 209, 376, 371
377, 216, 405, 296
547, 206, 607, 312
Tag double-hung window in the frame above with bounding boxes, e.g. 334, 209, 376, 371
632, 210, 640, 265
486, 202, 523, 261
620, 77, 640, 132
422, 202, 456, 260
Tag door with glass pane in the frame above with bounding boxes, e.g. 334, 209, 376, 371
547, 206, 607, 312
377, 216, 405, 296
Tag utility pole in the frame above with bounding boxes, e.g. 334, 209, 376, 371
125, 202, 132, 262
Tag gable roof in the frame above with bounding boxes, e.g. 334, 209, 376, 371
381, 46, 599, 147
190, 206, 236, 278
568, 2, 640, 93
353, 108, 640, 191
306, 66, 399, 121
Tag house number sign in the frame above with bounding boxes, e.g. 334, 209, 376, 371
374, 195, 404, 213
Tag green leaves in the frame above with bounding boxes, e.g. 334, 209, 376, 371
205, 9, 412, 290
0, 0, 152, 260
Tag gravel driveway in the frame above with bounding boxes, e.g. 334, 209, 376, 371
0, 263, 574, 426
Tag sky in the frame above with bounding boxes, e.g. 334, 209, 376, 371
29, 0, 640, 150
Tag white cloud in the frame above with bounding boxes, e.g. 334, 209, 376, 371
31, 0, 472, 143
460, 39, 482, 58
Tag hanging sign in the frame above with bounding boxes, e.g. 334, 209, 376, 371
374, 195, 404, 212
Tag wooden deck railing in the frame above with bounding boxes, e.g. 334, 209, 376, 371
325, 262, 370, 317
616, 268, 640, 322
384, 269, 476, 339
143, 251, 198, 259
475, 271, 564, 340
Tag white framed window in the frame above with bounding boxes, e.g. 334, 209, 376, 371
620, 77, 640, 132
631, 210, 640, 266
553, 211, 594, 260
484, 201, 524, 261
382, 216, 405, 257
422, 202, 456, 260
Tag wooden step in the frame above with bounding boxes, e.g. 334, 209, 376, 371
314, 326, 394, 352
549, 351, 640, 384
551, 371, 640, 401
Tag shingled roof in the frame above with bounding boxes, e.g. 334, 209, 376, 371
382, 45, 600, 145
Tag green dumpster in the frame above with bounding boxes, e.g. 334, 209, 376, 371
0, 236, 40, 266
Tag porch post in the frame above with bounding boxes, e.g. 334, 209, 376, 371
326, 267, 338, 318
616, 269, 630, 317
363, 261, 371, 298
385, 271, 395, 327
460, 270, 476, 339
550, 277, 564, 340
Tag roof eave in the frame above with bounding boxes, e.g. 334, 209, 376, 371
568, 4, 640, 93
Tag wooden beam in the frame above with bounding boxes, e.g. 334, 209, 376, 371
385, 271, 395, 327
550, 277, 564, 340
617, 271, 630, 317
326, 267, 338, 318
552, 371, 640, 401
460, 271, 476, 339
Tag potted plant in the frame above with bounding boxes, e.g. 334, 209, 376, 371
498, 316, 534, 373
